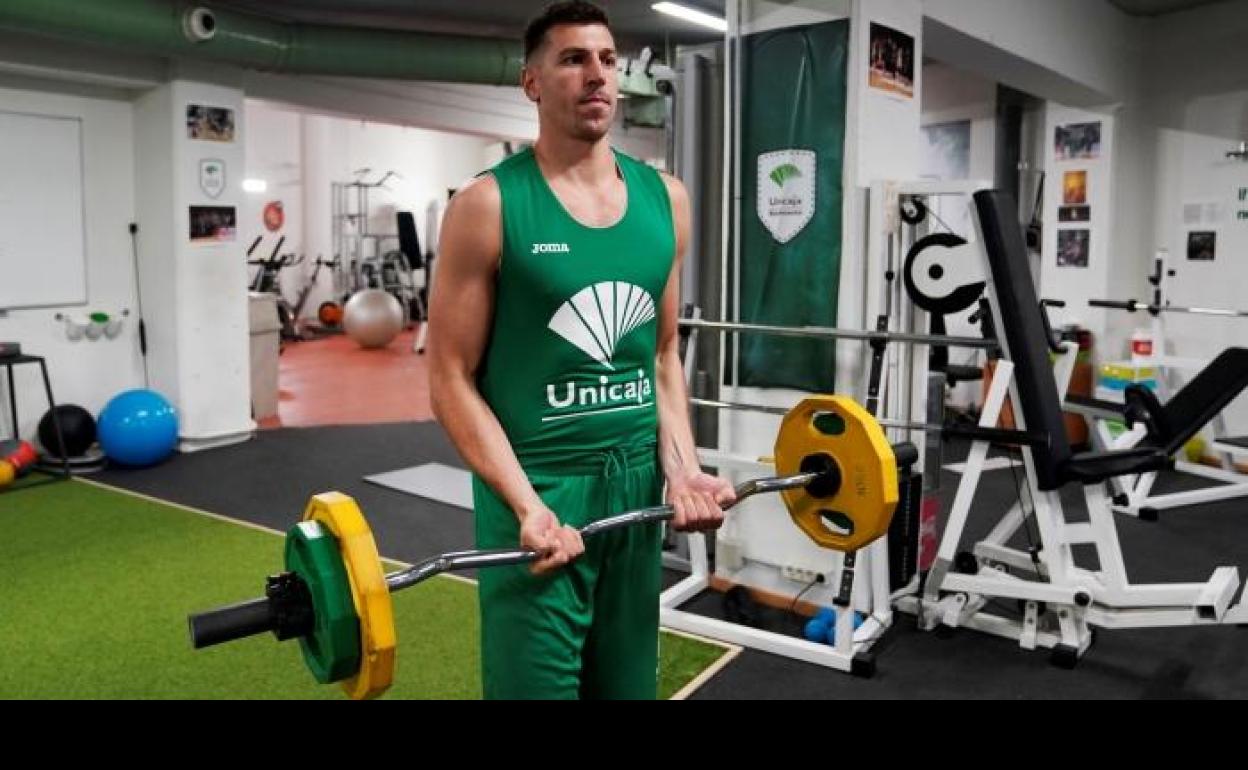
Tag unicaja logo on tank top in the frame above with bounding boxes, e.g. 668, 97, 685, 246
543, 281, 656, 422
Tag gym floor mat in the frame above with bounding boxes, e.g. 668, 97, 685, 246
364, 462, 473, 510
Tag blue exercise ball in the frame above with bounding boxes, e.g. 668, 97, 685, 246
98, 389, 179, 467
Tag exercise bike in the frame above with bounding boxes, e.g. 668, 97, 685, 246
247, 235, 303, 344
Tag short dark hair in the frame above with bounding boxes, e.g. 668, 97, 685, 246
524, 1, 610, 62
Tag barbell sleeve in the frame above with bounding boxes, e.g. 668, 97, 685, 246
1088, 299, 1143, 311
190, 570, 316, 649
189, 597, 278, 649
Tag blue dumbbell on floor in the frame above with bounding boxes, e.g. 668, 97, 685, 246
803, 607, 864, 645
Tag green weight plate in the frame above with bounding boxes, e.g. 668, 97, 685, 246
284, 520, 361, 683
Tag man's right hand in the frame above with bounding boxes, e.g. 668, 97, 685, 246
519, 506, 585, 575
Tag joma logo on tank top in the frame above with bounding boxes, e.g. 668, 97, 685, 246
543, 281, 656, 423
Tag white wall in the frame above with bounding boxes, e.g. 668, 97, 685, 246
0, 77, 144, 445
920, 62, 994, 184
341, 118, 495, 238
1148, 91, 1248, 431
923, 0, 1144, 106
1119, 3, 1248, 432
244, 101, 498, 316
242, 104, 303, 299
245, 76, 539, 144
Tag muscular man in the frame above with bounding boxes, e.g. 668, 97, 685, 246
429, 0, 733, 699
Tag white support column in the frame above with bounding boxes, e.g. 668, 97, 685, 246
134, 70, 253, 451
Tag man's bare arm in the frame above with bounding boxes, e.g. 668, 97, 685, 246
427, 176, 545, 523
654, 174, 735, 531
654, 176, 699, 486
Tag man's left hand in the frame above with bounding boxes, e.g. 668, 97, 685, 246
667, 472, 736, 532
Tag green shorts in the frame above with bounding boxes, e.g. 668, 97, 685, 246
472, 444, 663, 700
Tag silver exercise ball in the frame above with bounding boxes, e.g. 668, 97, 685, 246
344, 289, 405, 349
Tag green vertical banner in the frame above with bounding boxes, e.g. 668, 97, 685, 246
737, 20, 848, 391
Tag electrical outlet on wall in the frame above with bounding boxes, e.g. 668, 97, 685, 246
781, 565, 825, 585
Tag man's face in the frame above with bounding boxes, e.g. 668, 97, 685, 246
522, 23, 618, 142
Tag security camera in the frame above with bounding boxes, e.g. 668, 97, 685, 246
183, 8, 217, 43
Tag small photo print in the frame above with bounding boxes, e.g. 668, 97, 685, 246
1187, 230, 1216, 261
1063, 170, 1088, 205
190, 205, 237, 243
1057, 228, 1090, 268
868, 23, 915, 99
1058, 205, 1090, 223
186, 104, 236, 142
1055, 121, 1101, 160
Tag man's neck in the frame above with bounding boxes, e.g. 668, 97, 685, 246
532, 133, 617, 186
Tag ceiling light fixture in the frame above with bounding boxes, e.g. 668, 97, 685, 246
652, 2, 727, 33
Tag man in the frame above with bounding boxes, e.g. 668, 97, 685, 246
428, 0, 734, 700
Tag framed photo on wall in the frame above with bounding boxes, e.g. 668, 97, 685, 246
186, 104, 236, 142
1063, 170, 1088, 204
868, 23, 914, 99
1187, 230, 1216, 261
1058, 205, 1090, 223
1057, 228, 1090, 268
189, 205, 237, 243
1055, 122, 1101, 160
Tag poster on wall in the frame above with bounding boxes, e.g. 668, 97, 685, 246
1055, 122, 1101, 160
868, 23, 914, 99
1057, 228, 1090, 267
1234, 186, 1248, 221
263, 200, 285, 232
1187, 230, 1216, 261
186, 104, 235, 142
198, 159, 225, 199
920, 120, 971, 180
1058, 206, 1090, 223
1062, 170, 1087, 204
189, 205, 236, 243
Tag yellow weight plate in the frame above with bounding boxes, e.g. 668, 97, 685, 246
773, 395, 898, 551
305, 492, 397, 700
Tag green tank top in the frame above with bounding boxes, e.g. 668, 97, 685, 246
478, 147, 675, 460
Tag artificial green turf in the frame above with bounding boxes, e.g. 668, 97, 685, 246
0, 479, 729, 699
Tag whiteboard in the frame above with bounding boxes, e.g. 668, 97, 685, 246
0, 110, 87, 310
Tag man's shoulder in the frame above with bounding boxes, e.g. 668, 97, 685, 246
485, 145, 535, 178
449, 173, 502, 217
611, 148, 685, 202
